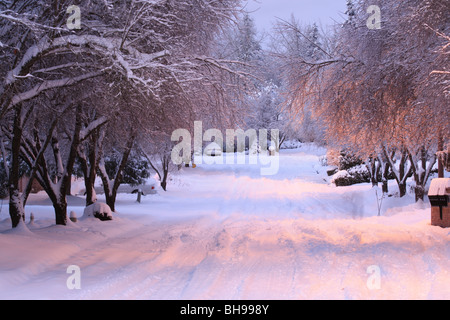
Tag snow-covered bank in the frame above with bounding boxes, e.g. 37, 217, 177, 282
0, 146, 449, 300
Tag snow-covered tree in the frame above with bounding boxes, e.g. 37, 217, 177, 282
0, 0, 248, 227
271, 16, 329, 145
279, 0, 449, 199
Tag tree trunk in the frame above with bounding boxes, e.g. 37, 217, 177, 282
79, 153, 91, 205
161, 154, 170, 191
383, 146, 411, 198
9, 190, 24, 228
438, 133, 444, 178
65, 178, 72, 196
99, 134, 135, 212
414, 185, 425, 202
378, 153, 391, 194
408, 147, 436, 203
0, 134, 9, 179
366, 157, 379, 187
381, 161, 390, 194
161, 179, 167, 192
415, 148, 427, 202
53, 196, 68, 226
398, 183, 407, 198
105, 192, 117, 213
382, 180, 389, 194
79, 137, 99, 207
85, 182, 96, 206
9, 105, 25, 228
82, 164, 96, 207
98, 165, 115, 211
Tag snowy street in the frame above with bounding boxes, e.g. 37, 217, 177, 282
1, 146, 449, 300
1, 0, 448, 303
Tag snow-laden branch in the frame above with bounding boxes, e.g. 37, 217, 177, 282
431, 71, 450, 75
5, 35, 170, 85
79, 117, 109, 142
0, 11, 65, 33
32, 62, 92, 75
9, 71, 104, 108
194, 56, 257, 79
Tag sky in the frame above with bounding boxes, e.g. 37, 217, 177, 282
244, 0, 348, 32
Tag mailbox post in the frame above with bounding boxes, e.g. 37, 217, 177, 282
132, 188, 145, 203
428, 178, 450, 228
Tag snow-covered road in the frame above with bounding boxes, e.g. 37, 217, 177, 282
0, 146, 449, 299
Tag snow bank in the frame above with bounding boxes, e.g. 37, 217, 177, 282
2, 219, 33, 235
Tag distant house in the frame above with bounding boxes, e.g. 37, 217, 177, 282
18, 176, 44, 194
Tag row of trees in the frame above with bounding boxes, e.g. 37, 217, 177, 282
278, 0, 449, 200
0, 0, 250, 228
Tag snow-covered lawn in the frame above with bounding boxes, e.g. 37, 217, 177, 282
0, 145, 449, 300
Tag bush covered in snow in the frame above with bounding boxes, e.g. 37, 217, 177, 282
83, 202, 113, 221
280, 140, 303, 150
325, 149, 373, 186
326, 149, 364, 171
331, 165, 371, 187
339, 150, 364, 171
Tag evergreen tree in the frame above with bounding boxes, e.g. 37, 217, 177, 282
235, 13, 262, 63
304, 23, 322, 61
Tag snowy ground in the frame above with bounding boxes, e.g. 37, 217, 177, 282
0, 145, 449, 300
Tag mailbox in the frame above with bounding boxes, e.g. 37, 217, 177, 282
429, 195, 448, 208
428, 178, 450, 228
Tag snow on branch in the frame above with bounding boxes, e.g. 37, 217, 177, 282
9, 71, 104, 108
430, 71, 450, 75
425, 24, 450, 79
5, 34, 170, 87
79, 117, 109, 142
194, 56, 257, 79
0, 11, 65, 33
32, 62, 92, 75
